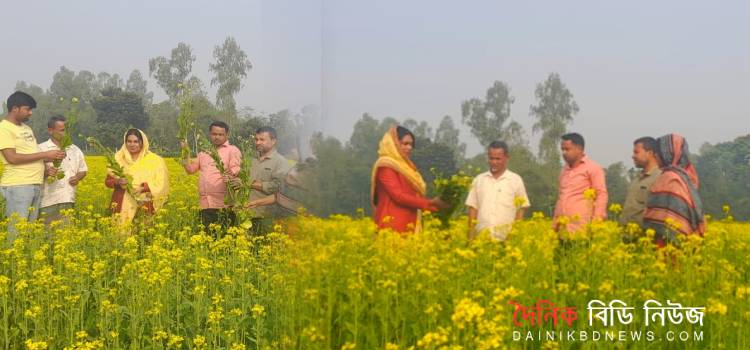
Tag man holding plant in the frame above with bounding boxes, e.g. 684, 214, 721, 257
0, 91, 65, 242
246, 126, 292, 235
465, 141, 530, 241
181, 121, 241, 233
38, 115, 88, 224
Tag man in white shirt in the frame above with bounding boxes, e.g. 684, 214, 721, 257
38, 115, 88, 224
465, 141, 530, 241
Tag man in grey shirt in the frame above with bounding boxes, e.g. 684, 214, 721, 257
620, 137, 662, 226
247, 126, 291, 234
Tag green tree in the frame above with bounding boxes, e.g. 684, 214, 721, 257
267, 110, 300, 157
91, 87, 149, 148
348, 113, 396, 165
413, 140, 457, 194
145, 101, 179, 155
434, 115, 466, 162
307, 132, 363, 216
126, 70, 154, 105
530, 72, 579, 166
49, 67, 102, 103
402, 118, 433, 143
461, 81, 524, 147
209, 36, 253, 120
695, 135, 750, 220
94, 72, 123, 92
605, 162, 629, 206
149, 42, 196, 102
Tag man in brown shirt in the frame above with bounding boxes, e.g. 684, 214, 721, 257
620, 137, 662, 226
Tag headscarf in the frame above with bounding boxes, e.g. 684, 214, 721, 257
644, 133, 705, 243
370, 127, 427, 207
114, 129, 169, 224
655, 133, 699, 188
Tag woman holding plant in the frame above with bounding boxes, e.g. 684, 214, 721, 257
371, 126, 446, 234
105, 128, 169, 225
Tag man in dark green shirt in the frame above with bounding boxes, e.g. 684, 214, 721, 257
620, 137, 662, 226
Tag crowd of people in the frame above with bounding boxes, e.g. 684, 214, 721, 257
0, 91, 307, 245
1, 90, 706, 247
370, 126, 705, 246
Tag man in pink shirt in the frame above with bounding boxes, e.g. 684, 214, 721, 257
181, 121, 241, 234
553, 133, 608, 233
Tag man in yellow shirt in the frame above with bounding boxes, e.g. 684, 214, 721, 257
0, 91, 65, 243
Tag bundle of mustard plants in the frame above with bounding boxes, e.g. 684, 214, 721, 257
176, 82, 197, 160
86, 136, 136, 201
196, 135, 242, 207
235, 135, 256, 210
431, 168, 473, 228
47, 97, 79, 183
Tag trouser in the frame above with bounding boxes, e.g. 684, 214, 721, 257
200, 208, 237, 238
40, 202, 75, 226
1, 184, 42, 245
250, 217, 273, 237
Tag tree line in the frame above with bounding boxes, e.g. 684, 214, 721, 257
6, 39, 749, 220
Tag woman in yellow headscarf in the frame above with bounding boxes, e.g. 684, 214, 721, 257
105, 128, 169, 226
371, 126, 445, 234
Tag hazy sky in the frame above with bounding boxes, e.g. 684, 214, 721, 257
2, 0, 748, 165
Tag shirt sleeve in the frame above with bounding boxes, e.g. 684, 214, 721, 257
376, 167, 434, 211
105, 174, 117, 188
184, 153, 202, 174
76, 147, 88, 172
0, 127, 15, 150
465, 177, 479, 209
227, 147, 241, 177
553, 171, 562, 218
591, 165, 609, 219
516, 176, 530, 208
260, 157, 291, 194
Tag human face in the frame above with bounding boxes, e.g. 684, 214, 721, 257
126, 134, 142, 155
210, 126, 228, 146
631, 142, 651, 169
561, 140, 583, 166
487, 147, 509, 175
398, 134, 414, 159
48, 121, 66, 142
255, 131, 277, 155
12, 106, 33, 123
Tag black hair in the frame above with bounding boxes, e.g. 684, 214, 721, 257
488, 140, 509, 154
47, 115, 66, 129
7, 91, 37, 112
209, 121, 230, 133
256, 126, 278, 140
633, 136, 657, 153
396, 125, 416, 148
125, 128, 144, 144
561, 132, 585, 149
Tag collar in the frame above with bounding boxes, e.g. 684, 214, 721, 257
565, 155, 588, 170
642, 166, 660, 177
259, 149, 279, 161
482, 170, 510, 180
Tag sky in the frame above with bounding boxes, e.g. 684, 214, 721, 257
2, 0, 748, 165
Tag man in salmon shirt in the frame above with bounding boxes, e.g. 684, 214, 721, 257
181, 121, 241, 235
553, 132, 608, 234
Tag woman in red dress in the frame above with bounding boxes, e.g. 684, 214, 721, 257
370, 126, 445, 234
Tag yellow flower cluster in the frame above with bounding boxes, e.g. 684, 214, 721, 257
0, 156, 747, 348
